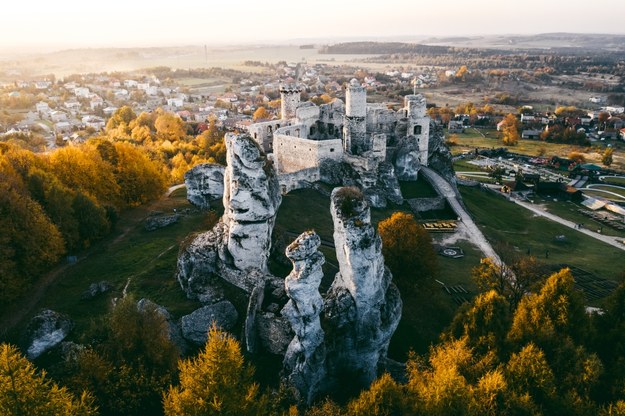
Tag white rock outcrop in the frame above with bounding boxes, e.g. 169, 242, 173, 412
282, 231, 326, 404
323, 187, 402, 386
23, 310, 73, 360
184, 163, 225, 209
222, 133, 282, 272
176, 134, 281, 299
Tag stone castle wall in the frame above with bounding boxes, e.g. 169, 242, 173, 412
274, 129, 343, 174
248, 120, 288, 153
278, 167, 321, 194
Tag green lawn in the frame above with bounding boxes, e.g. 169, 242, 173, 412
533, 197, 625, 238
400, 178, 439, 198
587, 184, 625, 198
460, 185, 625, 283
603, 177, 625, 186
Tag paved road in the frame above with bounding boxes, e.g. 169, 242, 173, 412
421, 167, 502, 263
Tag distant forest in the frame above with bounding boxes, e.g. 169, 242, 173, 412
320, 42, 625, 76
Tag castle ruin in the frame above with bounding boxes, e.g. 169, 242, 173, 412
247, 80, 431, 201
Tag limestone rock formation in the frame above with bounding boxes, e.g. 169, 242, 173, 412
222, 133, 282, 272
184, 163, 225, 209
80, 280, 111, 300
427, 123, 457, 187
176, 133, 281, 298
319, 159, 402, 208
244, 279, 291, 355
181, 300, 238, 345
394, 135, 422, 181
22, 309, 73, 360
324, 187, 402, 386
144, 214, 180, 231
282, 231, 326, 404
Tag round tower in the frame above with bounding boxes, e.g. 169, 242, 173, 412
280, 84, 302, 120
343, 79, 367, 154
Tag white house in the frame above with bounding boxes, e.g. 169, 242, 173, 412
35, 81, 52, 90
74, 87, 90, 98
124, 79, 138, 88
54, 121, 72, 133
114, 89, 129, 98
82, 115, 105, 131
64, 101, 81, 111
35, 101, 50, 113
90, 96, 104, 110
103, 106, 118, 115
167, 97, 184, 108
50, 110, 68, 122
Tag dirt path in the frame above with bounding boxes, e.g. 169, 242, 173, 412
0, 185, 184, 339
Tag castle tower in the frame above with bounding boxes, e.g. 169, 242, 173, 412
404, 94, 430, 165
280, 84, 302, 120
343, 79, 368, 155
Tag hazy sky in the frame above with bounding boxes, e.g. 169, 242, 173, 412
1, 0, 624, 52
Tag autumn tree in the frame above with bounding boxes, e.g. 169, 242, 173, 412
163, 324, 267, 416
602, 147, 614, 167
112, 142, 168, 206
378, 212, 438, 286
500, 113, 520, 146
68, 296, 179, 416
0, 177, 65, 303
0, 344, 96, 415
155, 112, 186, 142
106, 105, 137, 138
253, 106, 270, 121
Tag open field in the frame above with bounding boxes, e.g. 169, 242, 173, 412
460, 185, 625, 292
603, 177, 625, 186
532, 197, 625, 239
448, 128, 625, 170
0, 45, 381, 79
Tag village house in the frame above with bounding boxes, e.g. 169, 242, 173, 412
35, 101, 50, 113
74, 87, 90, 98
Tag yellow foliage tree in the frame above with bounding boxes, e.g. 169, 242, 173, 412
500, 113, 520, 146
163, 324, 266, 416
0, 344, 96, 415
253, 106, 270, 121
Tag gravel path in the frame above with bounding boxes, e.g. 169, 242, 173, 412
421, 167, 503, 263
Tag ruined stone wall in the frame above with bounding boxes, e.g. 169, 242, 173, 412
247, 120, 287, 154
366, 105, 396, 136
278, 168, 321, 194
274, 131, 343, 174
407, 197, 445, 212
296, 103, 320, 126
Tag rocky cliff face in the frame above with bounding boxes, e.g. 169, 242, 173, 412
222, 133, 282, 272
176, 134, 281, 299
394, 135, 422, 181
427, 123, 457, 188
282, 231, 326, 404
323, 187, 402, 387
319, 159, 402, 208
184, 163, 225, 209
22, 310, 73, 360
